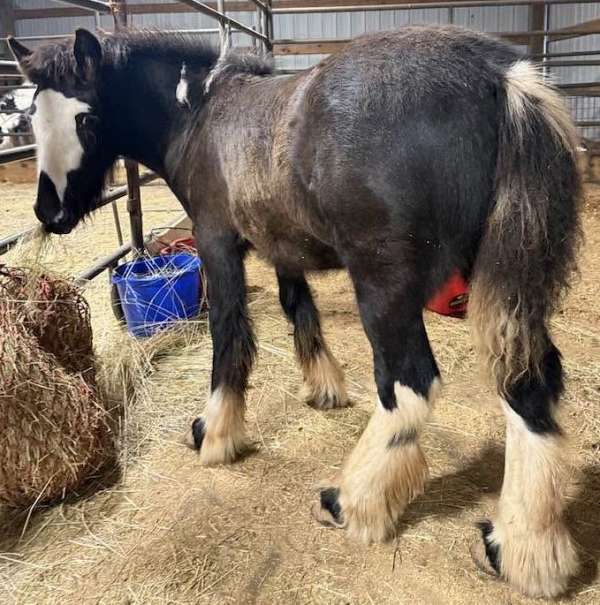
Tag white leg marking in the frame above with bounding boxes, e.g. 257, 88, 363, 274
301, 347, 349, 409
316, 378, 441, 543
487, 399, 578, 598
198, 386, 249, 466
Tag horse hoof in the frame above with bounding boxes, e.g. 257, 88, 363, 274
184, 416, 250, 465
305, 391, 350, 410
470, 535, 499, 578
182, 417, 205, 449
472, 519, 578, 598
312, 487, 345, 528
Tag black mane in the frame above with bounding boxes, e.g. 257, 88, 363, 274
21, 29, 273, 83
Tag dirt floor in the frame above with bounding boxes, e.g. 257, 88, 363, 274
0, 178, 598, 605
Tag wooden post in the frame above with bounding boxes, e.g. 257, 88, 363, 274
266, 0, 274, 51
529, 2, 546, 56
110, 0, 128, 29
125, 159, 144, 255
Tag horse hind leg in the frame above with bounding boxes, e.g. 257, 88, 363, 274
277, 269, 348, 409
313, 266, 440, 542
471, 340, 578, 597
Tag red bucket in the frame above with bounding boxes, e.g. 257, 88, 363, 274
426, 271, 469, 318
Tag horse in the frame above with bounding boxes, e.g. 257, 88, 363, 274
0, 86, 34, 150
8, 25, 582, 598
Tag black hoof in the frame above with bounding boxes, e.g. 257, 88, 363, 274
312, 487, 344, 527
191, 417, 205, 450
477, 520, 501, 575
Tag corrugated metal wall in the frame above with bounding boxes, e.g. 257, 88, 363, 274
9, 1, 600, 138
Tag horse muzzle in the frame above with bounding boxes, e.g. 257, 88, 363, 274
42, 219, 75, 235
34, 171, 77, 234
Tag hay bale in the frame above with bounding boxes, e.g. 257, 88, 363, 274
0, 266, 95, 383
0, 267, 110, 507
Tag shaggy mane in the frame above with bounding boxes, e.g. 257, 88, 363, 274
21, 29, 273, 83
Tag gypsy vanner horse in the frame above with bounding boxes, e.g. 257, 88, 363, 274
9, 26, 582, 598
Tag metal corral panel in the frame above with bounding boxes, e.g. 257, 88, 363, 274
549, 4, 600, 140
9, 1, 600, 137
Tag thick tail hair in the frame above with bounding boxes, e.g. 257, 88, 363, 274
470, 61, 582, 394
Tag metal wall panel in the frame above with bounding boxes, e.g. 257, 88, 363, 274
13, 1, 56, 9
10, 2, 600, 137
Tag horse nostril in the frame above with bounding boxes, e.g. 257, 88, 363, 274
35, 172, 64, 226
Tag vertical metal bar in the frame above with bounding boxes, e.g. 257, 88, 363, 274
266, 0, 274, 51
111, 201, 124, 247
256, 6, 262, 52
217, 0, 226, 49
110, 1, 144, 258
125, 159, 144, 255
542, 2, 550, 76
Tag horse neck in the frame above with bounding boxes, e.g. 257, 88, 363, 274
101, 56, 192, 176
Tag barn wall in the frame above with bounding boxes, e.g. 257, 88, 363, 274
8, 1, 600, 139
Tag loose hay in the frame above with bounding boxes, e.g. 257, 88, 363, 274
0, 265, 110, 508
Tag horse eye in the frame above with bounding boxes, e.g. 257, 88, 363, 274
82, 114, 99, 128
76, 114, 99, 149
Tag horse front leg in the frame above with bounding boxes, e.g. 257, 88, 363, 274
313, 267, 441, 542
186, 230, 255, 465
277, 269, 348, 409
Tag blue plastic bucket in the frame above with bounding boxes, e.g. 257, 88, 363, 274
112, 253, 202, 337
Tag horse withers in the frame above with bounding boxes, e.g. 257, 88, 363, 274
9, 25, 582, 598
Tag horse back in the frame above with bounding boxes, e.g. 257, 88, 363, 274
209, 26, 519, 277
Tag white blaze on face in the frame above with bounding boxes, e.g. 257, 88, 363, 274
31, 89, 91, 203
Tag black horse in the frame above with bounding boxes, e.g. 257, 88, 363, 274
9, 26, 582, 598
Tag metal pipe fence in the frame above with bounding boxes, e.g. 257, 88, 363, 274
0, 172, 159, 256
176, 0, 271, 49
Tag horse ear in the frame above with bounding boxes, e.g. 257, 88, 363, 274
7, 37, 32, 68
74, 29, 102, 81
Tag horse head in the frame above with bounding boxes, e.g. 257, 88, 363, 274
9, 30, 115, 234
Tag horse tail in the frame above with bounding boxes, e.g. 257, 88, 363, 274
470, 60, 582, 394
